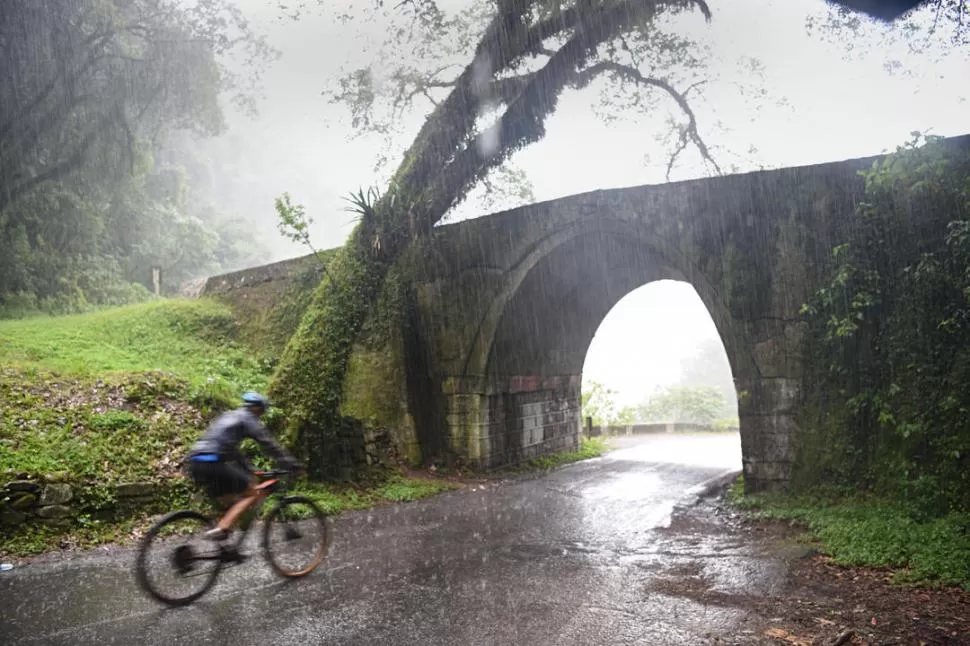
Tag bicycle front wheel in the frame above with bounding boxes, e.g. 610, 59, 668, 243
262, 496, 329, 578
135, 510, 224, 606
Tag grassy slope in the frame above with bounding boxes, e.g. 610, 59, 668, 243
728, 477, 970, 591
0, 300, 459, 557
0, 299, 270, 390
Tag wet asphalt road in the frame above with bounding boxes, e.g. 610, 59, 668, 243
1, 434, 752, 646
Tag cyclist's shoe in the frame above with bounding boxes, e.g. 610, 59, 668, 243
204, 527, 229, 542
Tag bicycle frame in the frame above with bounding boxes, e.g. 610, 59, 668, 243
225, 471, 291, 549
182, 471, 292, 564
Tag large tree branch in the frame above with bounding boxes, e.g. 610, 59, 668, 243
386, 0, 621, 203
0, 115, 110, 213
578, 61, 721, 179
393, 0, 712, 225
422, 0, 714, 223
0, 29, 113, 145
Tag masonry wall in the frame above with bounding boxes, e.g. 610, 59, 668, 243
443, 376, 582, 468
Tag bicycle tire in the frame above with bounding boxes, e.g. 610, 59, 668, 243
262, 495, 329, 578
134, 510, 224, 606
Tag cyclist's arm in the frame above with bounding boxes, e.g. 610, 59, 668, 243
242, 417, 301, 471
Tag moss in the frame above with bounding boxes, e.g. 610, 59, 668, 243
269, 224, 397, 480
214, 252, 338, 360
339, 268, 422, 466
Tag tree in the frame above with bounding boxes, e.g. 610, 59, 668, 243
582, 381, 636, 426
806, 0, 969, 69
271, 0, 743, 478
0, 0, 275, 313
637, 385, 725, 425
678, 337, 737, 418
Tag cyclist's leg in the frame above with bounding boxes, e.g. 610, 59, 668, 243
210, 463, 258, 537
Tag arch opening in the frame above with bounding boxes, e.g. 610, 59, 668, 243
581, 280, 742, 473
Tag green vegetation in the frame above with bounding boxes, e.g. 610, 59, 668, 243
729, 477, 970, 590
800, 134, 970, 515
0, 1, 275, 318
0, 299, 271, 393
638, 385, 730, 425
527, 437, 609, 470
293, 475, 459, 515
270, 189, 405, 480
2, 473, 460, 559
0, 298, 466, 558
0, 371, 205, 483
581, 381, 636, 426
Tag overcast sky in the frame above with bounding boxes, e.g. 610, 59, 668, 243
223, 0, 968, 408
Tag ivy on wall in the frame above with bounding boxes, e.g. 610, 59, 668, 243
800, 134, 970, 514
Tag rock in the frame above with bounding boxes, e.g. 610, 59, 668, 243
0, 508, 27, 526
4, 480, 40, 493
36, 505, 72, 519
39, 483, 73, 505
46, 471, 71, 483
8, 492, 37, 510
116, 482, 156, 498
38, 518, 72, 529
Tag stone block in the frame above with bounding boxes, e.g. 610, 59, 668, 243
1, 508, 27, 526
743, 460, 792, 492
739, 378, 801, 416
36, 505, 72, 519
116, 482, 157, 499
39, 483, 73, 506
9, 492, 37, 510
5, 480, 40, 493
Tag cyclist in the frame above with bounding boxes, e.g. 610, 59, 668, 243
185, 391, 302, 541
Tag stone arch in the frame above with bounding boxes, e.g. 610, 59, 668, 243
463, 217, 757, 388
445, 215, 766, 485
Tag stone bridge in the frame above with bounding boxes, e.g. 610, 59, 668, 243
201, 135, 970, 492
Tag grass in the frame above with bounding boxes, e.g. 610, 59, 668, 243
729, 476, 970, 590
1, 474, 460, 559
292, 475, 460, 515
0, 299, 275, 481
0, 299, 272, 392
526, 436, 609, 470
0, 370, 209, 484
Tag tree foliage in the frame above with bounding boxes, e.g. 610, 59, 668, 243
802, 133, 970, 515
581, 380, 635, 426
0, 0, 274, 316
678, 337, 737, 416
637, 384, 726, 425
806, 0, 969, 69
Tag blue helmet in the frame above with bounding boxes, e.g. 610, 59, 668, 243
241, 391, 270, 410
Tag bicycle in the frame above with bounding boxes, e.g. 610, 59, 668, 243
134, 469, 329, 607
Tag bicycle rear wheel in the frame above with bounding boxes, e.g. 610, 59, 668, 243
135, 510, 224, 606
262, 496, 329, 578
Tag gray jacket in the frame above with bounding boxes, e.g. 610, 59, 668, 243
189, 408, 299, 472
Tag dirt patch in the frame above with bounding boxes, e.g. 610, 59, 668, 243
655, 492, 970, 646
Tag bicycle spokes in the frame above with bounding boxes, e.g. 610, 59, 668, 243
263, 497, 329, 578
135, 511, 224, 606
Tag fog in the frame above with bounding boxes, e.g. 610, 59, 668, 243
180, 0, 966, 403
